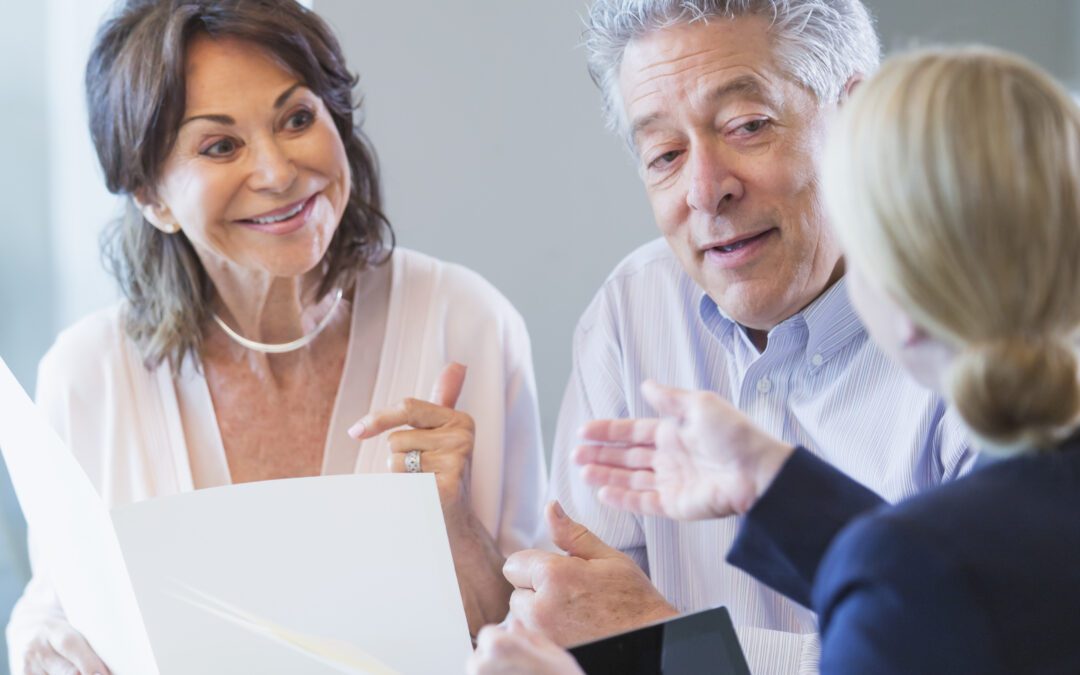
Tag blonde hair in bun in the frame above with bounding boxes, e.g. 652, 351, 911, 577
949, 336, 1080, 453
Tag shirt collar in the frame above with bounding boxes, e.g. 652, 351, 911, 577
697, 276, 865, 365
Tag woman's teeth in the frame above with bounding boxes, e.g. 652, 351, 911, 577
251, 199, 305, 224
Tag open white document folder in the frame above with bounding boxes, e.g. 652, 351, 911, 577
0, 358, 472, 674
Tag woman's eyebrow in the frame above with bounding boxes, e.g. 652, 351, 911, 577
179, 82, 305, 128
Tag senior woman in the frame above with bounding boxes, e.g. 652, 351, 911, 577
470, 48, 1080, 674
7, 1, 545, 672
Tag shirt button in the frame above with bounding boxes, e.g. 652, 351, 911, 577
811, 353, 824, 367
757, 378, 772, 394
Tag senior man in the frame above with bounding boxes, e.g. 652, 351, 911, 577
502, 1, 973, 672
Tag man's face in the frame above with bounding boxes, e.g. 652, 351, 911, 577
619, 17, 844, 331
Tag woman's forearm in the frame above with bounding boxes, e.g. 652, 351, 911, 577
446, 511, 513, 636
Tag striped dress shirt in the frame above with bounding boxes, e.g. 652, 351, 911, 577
549, 238, 975, 674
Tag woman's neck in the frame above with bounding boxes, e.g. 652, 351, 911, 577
200, 254, 339, 351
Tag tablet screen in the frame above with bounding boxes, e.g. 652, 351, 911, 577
567, 606, 751, 675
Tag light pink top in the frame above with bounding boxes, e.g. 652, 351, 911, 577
8, 248, 546, 670
176, 255, 391, 488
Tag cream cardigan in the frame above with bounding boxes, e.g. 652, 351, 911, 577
7, 248, 546, 669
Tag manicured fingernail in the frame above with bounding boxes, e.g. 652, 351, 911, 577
347, 421, 365, 438
551, 500, 566, 520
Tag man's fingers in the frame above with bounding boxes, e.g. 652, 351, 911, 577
546, 501, 619, 560
597, 486, 664, 516
502, 549, 557, 590
507, 588, 538, 628
581, 464, 657, 491
640, 380, 694, 418
578, 418, 660, 446
431, 362, 467, 410
349, 398, 456, 439
573, 443, 656, 469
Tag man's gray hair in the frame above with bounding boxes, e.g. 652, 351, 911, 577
585, 0, 881, 141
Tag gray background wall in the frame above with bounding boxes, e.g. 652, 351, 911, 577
1, 1, 1079, 672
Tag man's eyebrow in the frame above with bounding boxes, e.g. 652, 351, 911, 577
708, 75, 771, 105
630, 75, 773, 144
178, 82, 305, 129
630, 112, 663, 142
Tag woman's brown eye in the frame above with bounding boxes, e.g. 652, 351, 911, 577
287, 109, 314, 129
202, 139, 236, 157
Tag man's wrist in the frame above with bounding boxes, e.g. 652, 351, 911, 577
645, 601, 679, 624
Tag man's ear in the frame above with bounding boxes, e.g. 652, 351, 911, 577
839, 74, 864, 105
133, 189, 179, 234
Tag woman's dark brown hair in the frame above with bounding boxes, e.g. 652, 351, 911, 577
88, 0, 393, 368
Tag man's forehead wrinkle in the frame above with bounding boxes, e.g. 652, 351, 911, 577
626, 58, 748, 109
632, 42, 728, 78
626, 66, 780, 127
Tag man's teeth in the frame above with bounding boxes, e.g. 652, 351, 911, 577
251, 200, 305, 224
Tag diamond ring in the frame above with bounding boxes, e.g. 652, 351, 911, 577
404, 450, 422, 473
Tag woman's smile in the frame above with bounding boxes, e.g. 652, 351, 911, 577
235, 192, 319, 236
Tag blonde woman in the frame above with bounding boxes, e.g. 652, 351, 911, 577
469, 48, 1080, 674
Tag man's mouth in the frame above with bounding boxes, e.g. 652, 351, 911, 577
708, 228, 776, 254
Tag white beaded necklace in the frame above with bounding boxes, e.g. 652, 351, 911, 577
211, 287, 344, 354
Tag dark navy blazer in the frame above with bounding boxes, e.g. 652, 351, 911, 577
727, 434, 1080, 674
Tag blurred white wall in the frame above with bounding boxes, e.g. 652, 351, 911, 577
869, 0, 1079, 82
0, 4, 50, 670
45, 0, 124, 338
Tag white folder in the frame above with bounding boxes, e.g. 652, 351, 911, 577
0, 357, 472, 674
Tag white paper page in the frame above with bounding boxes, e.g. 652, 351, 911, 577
0, 357, 159, 674
111, 473, 472, 675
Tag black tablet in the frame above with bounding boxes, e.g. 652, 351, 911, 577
567, 606, 751, 675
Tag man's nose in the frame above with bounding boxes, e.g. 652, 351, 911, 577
685, 148, 743, 215
247, 137, 298, 193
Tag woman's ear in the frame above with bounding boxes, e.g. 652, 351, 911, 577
896, 307, 930, 349
133, 189, 180, 234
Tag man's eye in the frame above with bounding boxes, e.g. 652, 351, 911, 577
650, 150, 682, 169
740, 119, 769, 134
201, 138, 237, 157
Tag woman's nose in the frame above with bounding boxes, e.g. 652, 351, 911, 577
247, 138, 298, 193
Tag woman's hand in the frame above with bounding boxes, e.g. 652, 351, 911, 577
574, 380, 795, 520
21, 619, 111, 675
467, 620, 584, 675
349, 362, 475, 519
349, 362, 512, 634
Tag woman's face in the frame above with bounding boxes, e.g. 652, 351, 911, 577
846, 260, 953, 393
145, 33, 351, 279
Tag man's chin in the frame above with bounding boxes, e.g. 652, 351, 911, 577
705, 282, 795, 331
